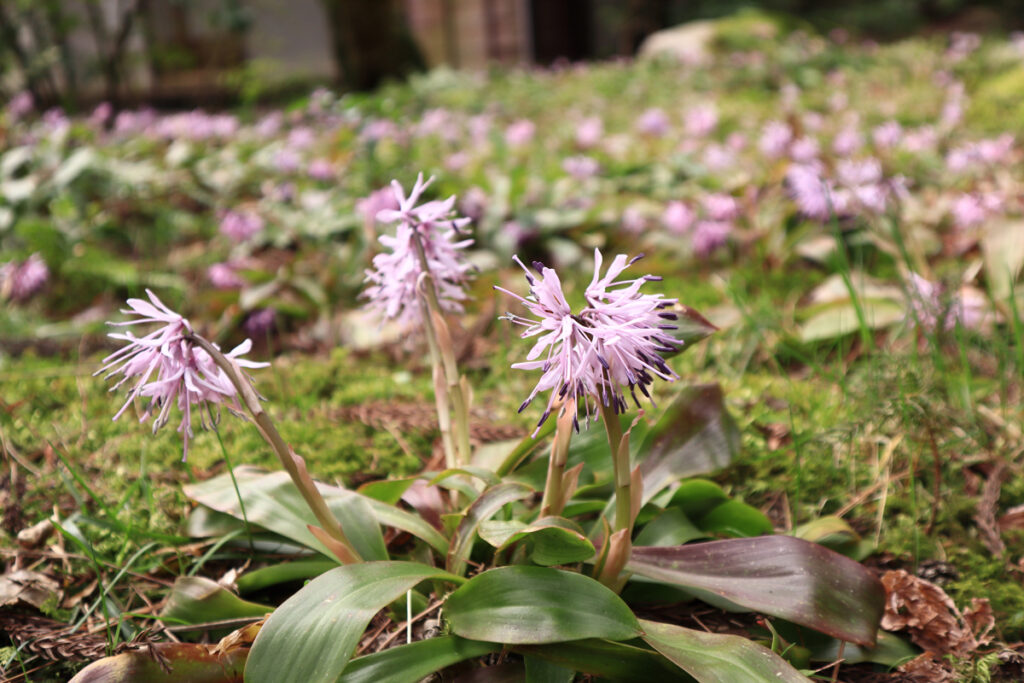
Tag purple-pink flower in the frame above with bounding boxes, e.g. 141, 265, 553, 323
636, 108, 670, 137
219, 210, 264, 243
0, 253, 49, 302
362, 175, 474, 328
497, 249, 682, 435
98, 290, 268, 460
208, 263, 245, 290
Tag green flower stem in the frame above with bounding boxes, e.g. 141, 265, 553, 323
187, 333, 362, 562
539, 400, 574, 517
209, 415, 254, 553
410, 230, 472, 468
599, 399, 632, 536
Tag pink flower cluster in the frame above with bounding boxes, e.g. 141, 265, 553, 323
362, 175, 474, 328
0, 253, 49, 301
498, 249, 681, 435
662, 194, 738, 256
786, 159, 900, 221
98, 290, 267, 459
219, 210, 265, 243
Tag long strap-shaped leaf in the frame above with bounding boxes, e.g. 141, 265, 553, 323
186, 467, 448, 557
245, 561, 460, 683
447, 482, 532, 576
640, 620, 810, 683
628, 536, 884, 646
445, 565, 641, 644
337, 636, 499, 683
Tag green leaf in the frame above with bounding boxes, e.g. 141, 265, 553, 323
982, 219, 1024, 300
445, 566, 641, 644
811, 630, 917, 666
356, 477, 417, 504
792, 516, 873, 561
69, 642, 248, 683
333, 492, 389, 561
799, 300, 904, 342
515, 639, 691, 682
697, 500, 774, 538
668, 479, 729, 518
524, 655, 576, 683
640, 619, 810, 683
637, 385, 740, 504
337, 636, 499, 683
447, 482, 533, 576
428, 466, 501, 488
186, 467, 448, 557
628, 536, 885, 646
245, 562, 460, 683
479, 516, 595, 566
235, 559, 337, 594
634, 508, 705, 547
160, 577, 270, 626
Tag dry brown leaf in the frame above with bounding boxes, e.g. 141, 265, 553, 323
881, 569, 982, 656
964, 597, 996, 647
896, 653, 957, 682
0, 568, 61, 609
998, 503, 1024, 531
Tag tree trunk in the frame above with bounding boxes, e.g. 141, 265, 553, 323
318, 0, 423, 91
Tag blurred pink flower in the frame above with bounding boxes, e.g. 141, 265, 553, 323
575, 116, 604, 149
357, 186, 401, 224
90, 102, 113, 128
7, 91, 33, 119
759, 120, 792, 159
691, 221, 732, 257
207, 263, 244, 290
505, 119, 536, 147
244, 308, 277, 336
562, 155, 600, 179
872, 121, 903, 149
0, 253, 48, 301
497, 249, 681, 434
636, 108, 670, 137
787, 164, 835, 220
685, 104, 717, 137
307, 158, 335, 181
951, 193, 1002, 230
832, 126, 863, 157
663, 201, 696, 235
621, 206, 647, 235
702, 193, 739, 222
97, 290, 267, 460
219, 211, 264, 243
788, 137, 820, 163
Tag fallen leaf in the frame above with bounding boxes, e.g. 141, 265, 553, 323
881, 569, 988, 656
0, 569, 61, 609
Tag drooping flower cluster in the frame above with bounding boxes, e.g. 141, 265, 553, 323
98, 290, 268, 460
362, 174, 474, 328
498, 249, 681, 435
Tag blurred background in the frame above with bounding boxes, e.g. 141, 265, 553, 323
4, 0, 1024, 109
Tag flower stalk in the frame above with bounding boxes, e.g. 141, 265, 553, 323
411, 231, 472, 468
539, 399, 576, 517
186, 333, 362, 563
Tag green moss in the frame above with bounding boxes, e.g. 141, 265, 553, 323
968, 67, 1024, 136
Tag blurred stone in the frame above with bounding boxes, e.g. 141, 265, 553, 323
637, 21, 715, 64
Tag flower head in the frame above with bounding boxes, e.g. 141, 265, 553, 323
498, 249, 682, 435
362, 175, 474, 328
97, 290, 268, 460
